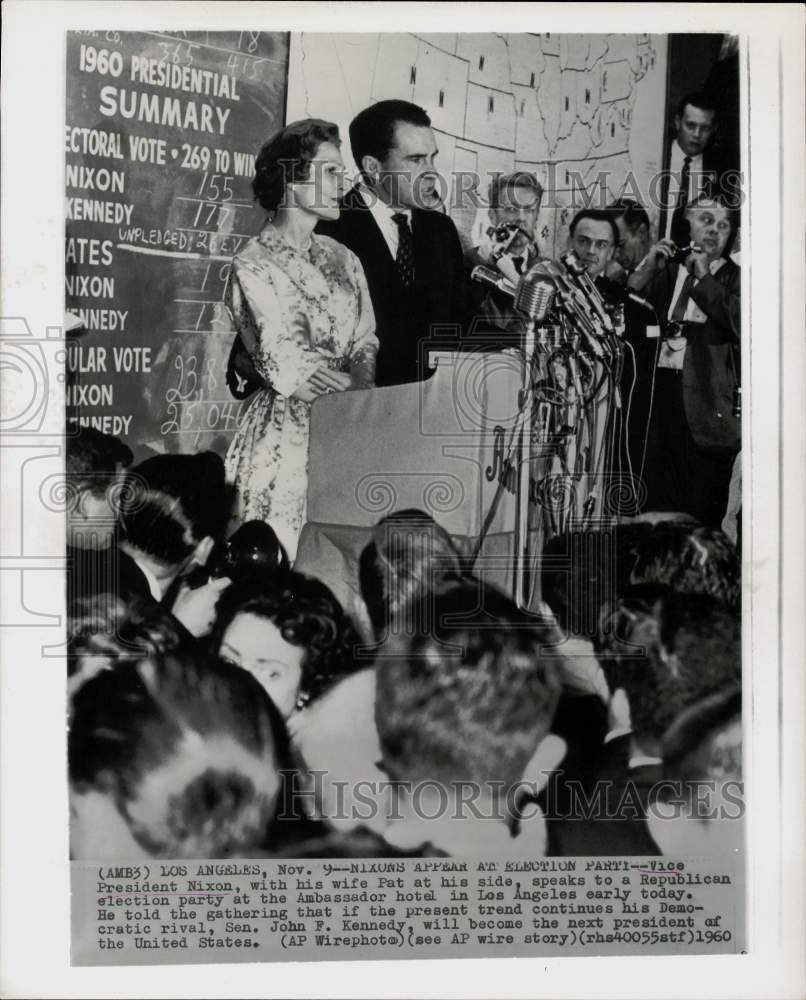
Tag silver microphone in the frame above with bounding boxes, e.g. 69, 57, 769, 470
514, 261, 556, 321
470, 264, 517, 298
560, 250, 614, 332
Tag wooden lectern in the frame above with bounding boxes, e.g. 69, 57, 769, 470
296, 346, 619, 626
296, 351, 530, 624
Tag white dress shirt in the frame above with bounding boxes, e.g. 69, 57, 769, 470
356, 182, 411, 259
658, 257, 726, 370
662, 140, 706, 239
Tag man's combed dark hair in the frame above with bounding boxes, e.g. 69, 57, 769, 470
349, 100, 431, 171
607, 197, 650, 234
568, 208, 619, 246
253, 118, 341, 213
119, 452, 231, 567
375, 581, 563, 793
676, 90, 718, 120
596, 588, 741, 745
66, 427, 132, 496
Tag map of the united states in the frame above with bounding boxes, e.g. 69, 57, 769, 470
288, 33, 666, 255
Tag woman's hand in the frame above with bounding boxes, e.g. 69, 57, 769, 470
290, 366, 358, 402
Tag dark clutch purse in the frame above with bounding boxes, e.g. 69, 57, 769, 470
225, 333, 264, 400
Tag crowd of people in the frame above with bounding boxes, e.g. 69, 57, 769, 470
66, 426, 742, 861
66, 87, 742, 860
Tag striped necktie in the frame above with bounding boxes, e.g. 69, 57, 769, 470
392, 212, 415, 289
670, 156, 692, 245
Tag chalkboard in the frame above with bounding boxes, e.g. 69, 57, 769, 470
65, 29, 289, 456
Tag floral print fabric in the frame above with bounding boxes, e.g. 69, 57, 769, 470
224, 222, 377, 558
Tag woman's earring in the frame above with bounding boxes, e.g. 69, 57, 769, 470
295, 691, 310, 712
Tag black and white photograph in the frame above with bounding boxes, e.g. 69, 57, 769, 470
1, 2, 804, 998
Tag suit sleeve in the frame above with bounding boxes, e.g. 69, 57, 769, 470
689, 266, 741, 339
445, 218, 471, 337
347, 252, 378, 388
225, 258, 326, 398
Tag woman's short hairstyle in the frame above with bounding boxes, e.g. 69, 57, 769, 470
119, 452, 231, 568
212, 572, 361, 705
253, 119, 341, 213
69, 649, 287, 857
375, 581, 563, 794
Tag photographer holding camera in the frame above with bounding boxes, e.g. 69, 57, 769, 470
626, 195, 740, 527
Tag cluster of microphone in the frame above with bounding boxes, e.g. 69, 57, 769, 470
472, 247, 656, 363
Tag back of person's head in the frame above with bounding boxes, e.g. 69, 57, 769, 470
66, 428, 132, 546
349, 100, 431, 170
597, 588, 740, 750
618, 521, 740, 609
212, 570, 361, 708
67, 592, 189, 702
69, 648, 286, 858
606, 197, 650, 233
359, 509, 466, 639
661, 686, 741, 783
217, 519, 290, 580
375, 581, 563, 795
119, 452, 231, 570
66, 426, 132, 489
542, 521, 740, 638
649, 685, 742, 857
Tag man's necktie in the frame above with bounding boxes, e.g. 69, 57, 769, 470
670, 155, 692, 246
671, 270, 697, 322
677, 155, 692, 210
392, 212, 415, 289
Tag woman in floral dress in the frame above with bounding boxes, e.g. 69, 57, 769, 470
224, 120, 377, 559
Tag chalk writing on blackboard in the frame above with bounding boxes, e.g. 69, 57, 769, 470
65, 29, 288, 456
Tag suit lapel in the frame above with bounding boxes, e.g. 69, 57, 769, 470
342, 186, 395, 265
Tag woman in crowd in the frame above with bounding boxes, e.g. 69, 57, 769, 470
210, 571, 361, 722
224, 119, 377, 559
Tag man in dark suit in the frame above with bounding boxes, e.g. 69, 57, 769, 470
227, 100, 468, 393
317, 99, 468, 386
662, 91, 725, 245
627, 195, 740, 525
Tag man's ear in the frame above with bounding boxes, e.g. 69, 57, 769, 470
73, 488, 92, 522
673, 113, 681, 135
608, 687, 632, 733
361, 155, 381, 185
190, 535, 215, 569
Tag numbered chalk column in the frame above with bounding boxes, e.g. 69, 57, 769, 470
65, 29, 289, 455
